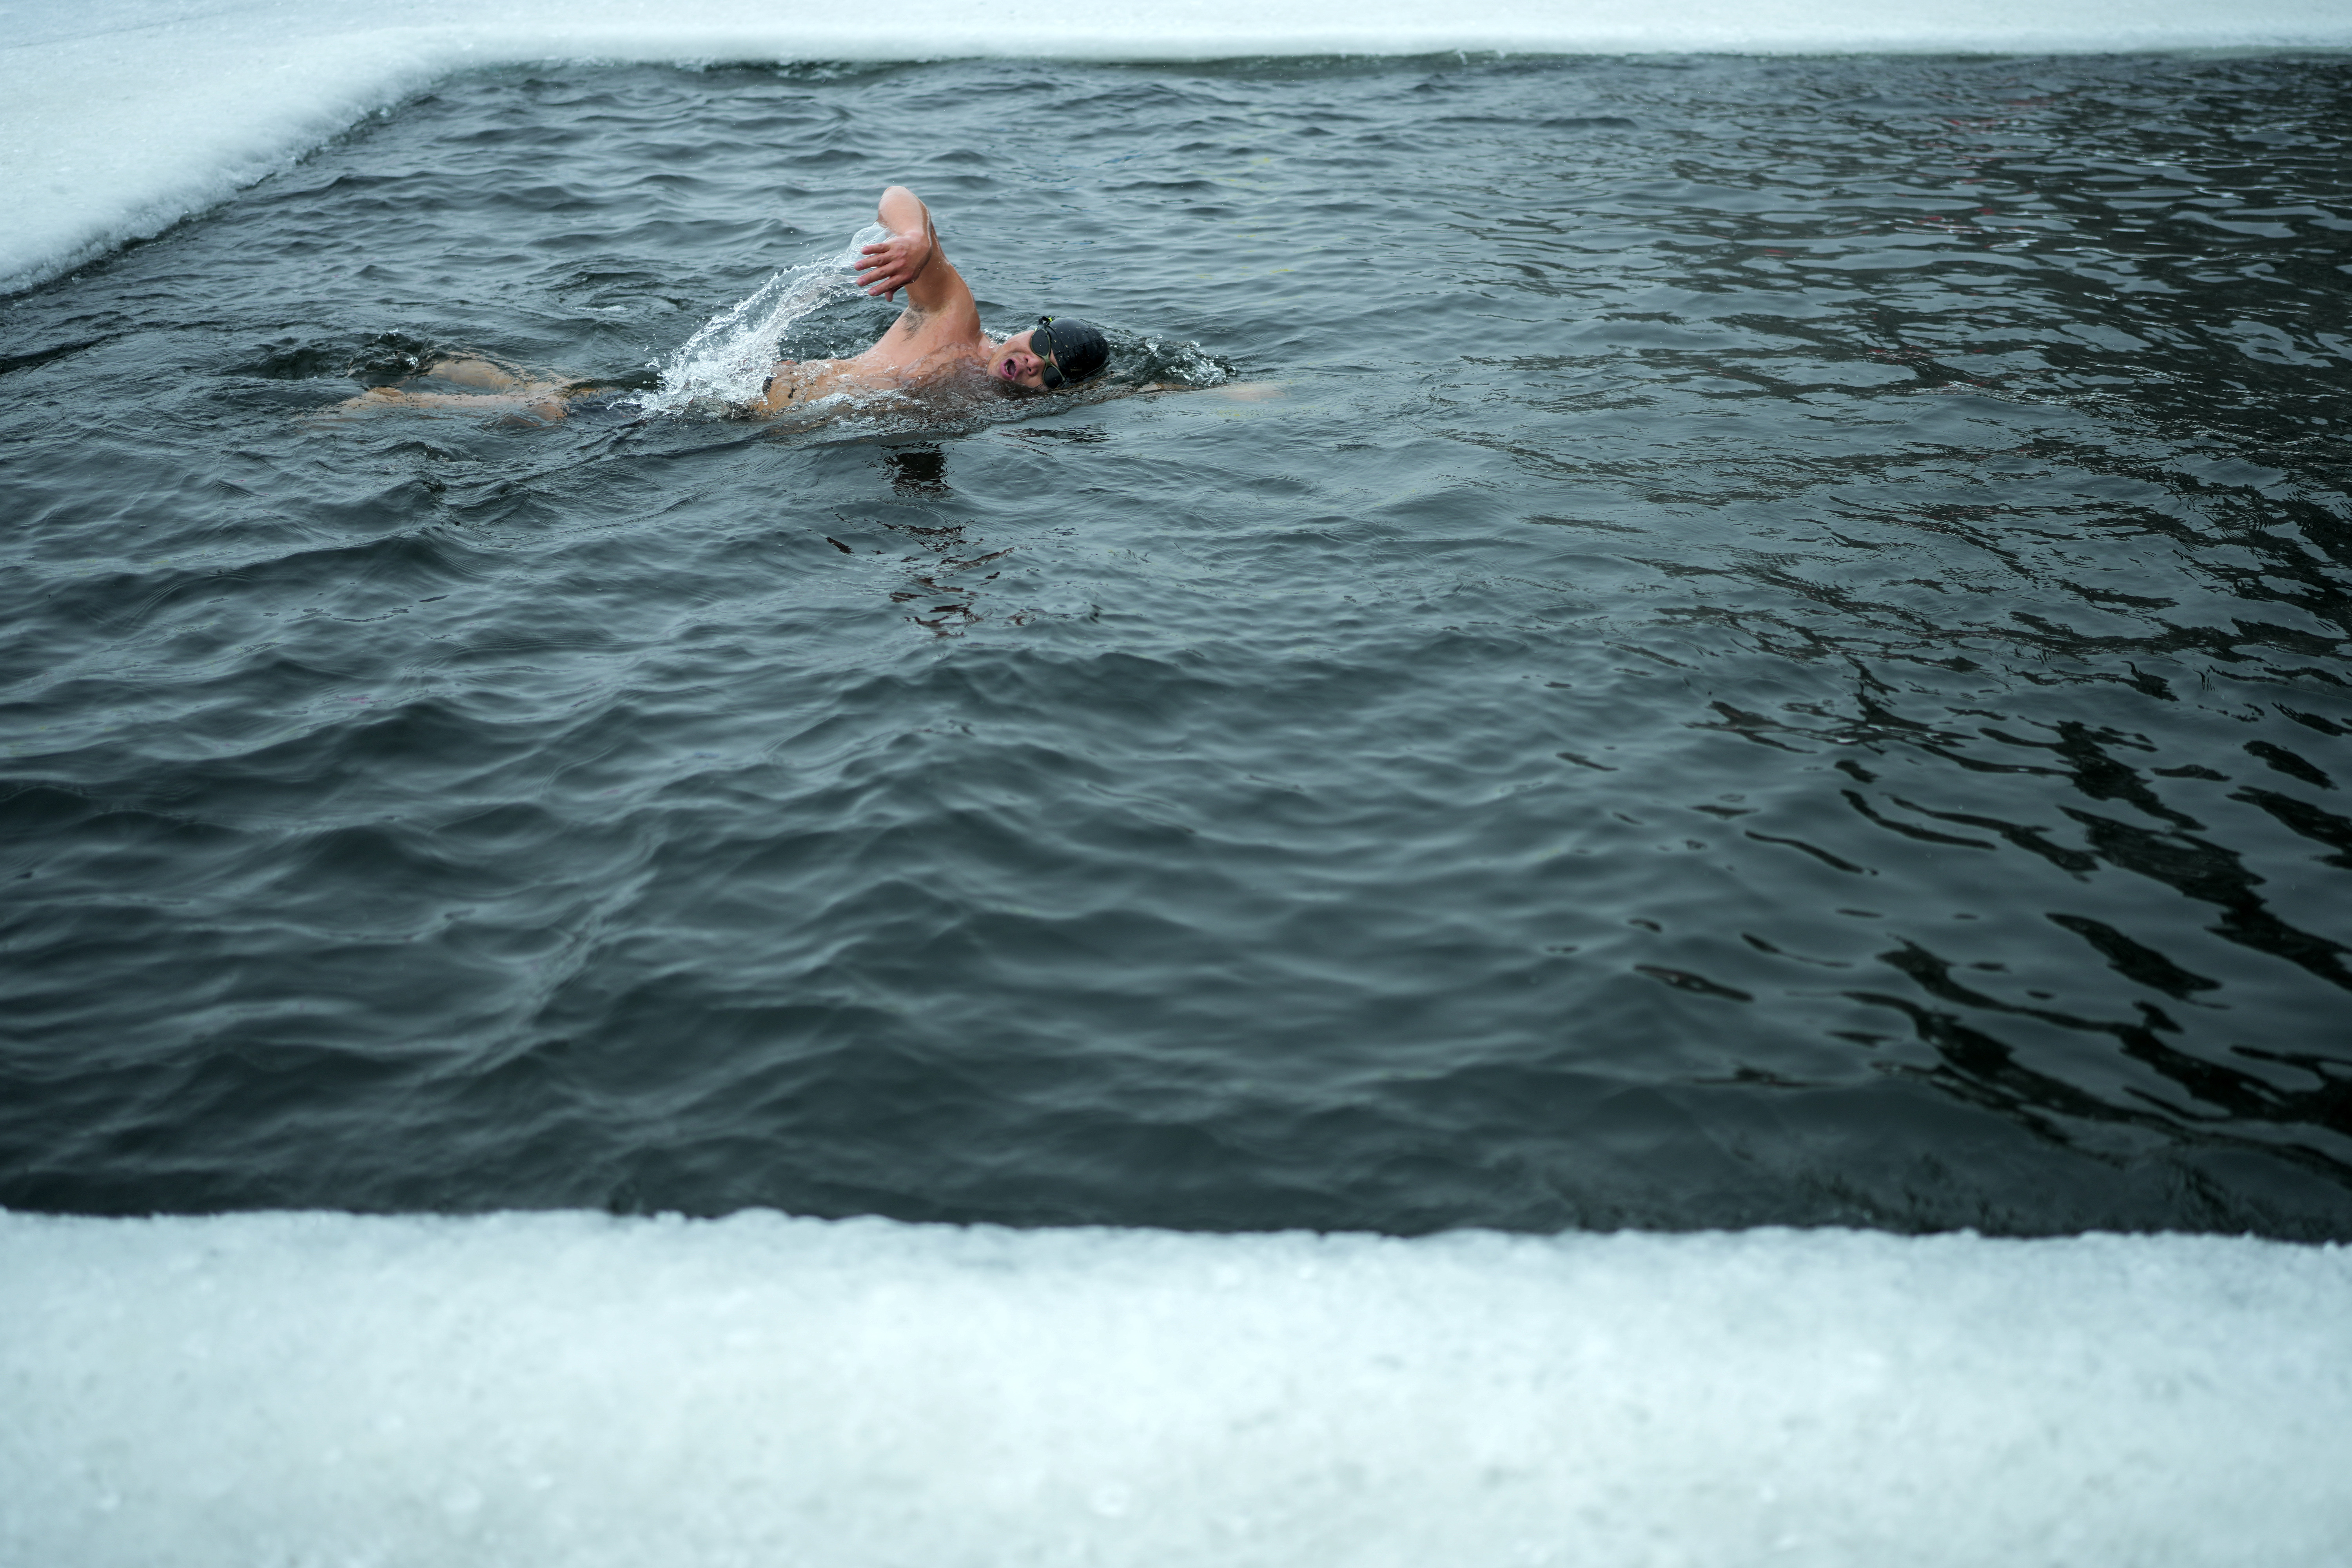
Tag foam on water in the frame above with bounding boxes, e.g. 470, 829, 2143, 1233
6, 0, 2352, 294
3, 1211, 2345, 1566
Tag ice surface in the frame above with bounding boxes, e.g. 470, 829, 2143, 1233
5, 0, 2352, 294
3, 1210, 2347, 1566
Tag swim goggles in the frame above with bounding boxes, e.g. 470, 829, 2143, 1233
1033, 316, 1073, 389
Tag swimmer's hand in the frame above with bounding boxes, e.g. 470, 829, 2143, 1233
855, 228, 930, 301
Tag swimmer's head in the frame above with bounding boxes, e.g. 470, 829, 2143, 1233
990, 316, 1111, 392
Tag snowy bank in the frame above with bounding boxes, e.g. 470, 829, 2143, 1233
3, 1210, 2347, 1566
4, 0, 2352, 293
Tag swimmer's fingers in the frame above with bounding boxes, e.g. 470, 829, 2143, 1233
855, 236, 922, 299
859, 226, 936, 299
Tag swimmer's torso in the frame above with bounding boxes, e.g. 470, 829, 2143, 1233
752, 187, 996, 417
755, 307, 989, 414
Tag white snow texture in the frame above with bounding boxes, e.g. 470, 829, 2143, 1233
2, 1210, 2348, 1566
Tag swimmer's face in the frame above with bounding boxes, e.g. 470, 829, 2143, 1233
987, 330, 1051, 392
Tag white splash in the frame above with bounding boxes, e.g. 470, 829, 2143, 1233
1137, 333, 1235, 387
633, 223, 887, 416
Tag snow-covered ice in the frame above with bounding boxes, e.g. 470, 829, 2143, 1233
3, 1210, 2347, 1566
5, 0, 2352, 292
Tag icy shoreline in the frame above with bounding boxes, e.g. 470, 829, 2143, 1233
4, 1209, 2347, 1565
6, 0, 2352, 293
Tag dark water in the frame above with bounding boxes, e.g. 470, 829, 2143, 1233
4, 53, 2350, 1236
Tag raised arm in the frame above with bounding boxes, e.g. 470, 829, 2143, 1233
754, 186, 986, 411
854, 186, 965, 315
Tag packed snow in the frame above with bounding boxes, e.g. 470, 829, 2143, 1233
3, 1210, 2347, 1566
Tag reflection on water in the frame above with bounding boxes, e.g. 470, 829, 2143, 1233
884, 445, 950, 495
0, 53, 2348, 1235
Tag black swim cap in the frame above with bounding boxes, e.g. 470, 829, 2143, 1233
1033, 316, 1109, 388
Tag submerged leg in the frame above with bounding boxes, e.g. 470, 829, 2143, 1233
338, 385, 570, 419
323, 351, 574, 419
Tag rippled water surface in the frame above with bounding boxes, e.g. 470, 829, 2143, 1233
5, 53, 2350, 1234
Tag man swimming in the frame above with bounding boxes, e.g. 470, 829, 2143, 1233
754, 184, 1110, 413
348, 185, 1110, 419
